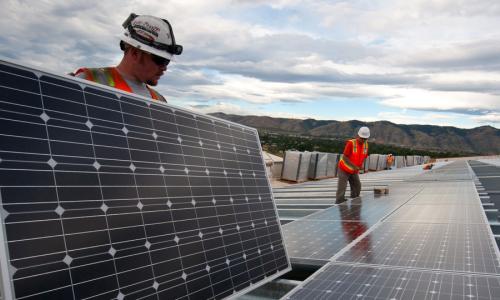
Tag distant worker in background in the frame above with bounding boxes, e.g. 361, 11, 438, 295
336, 127, 370, 204
423, 163, 434, 170
386, 153, 394, 170
72, 13, 183, 102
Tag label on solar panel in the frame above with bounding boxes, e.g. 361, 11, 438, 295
0, 59, 290, 299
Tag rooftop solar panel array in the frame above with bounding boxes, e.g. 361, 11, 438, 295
469, 159, 500, 251
284, 161, 500, 299
274, 164, 434, 222
281, 171, 429, 264
286, 263, 500, 300
0, 60, 290, 299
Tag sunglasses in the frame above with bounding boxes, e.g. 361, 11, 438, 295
150, 53, 170, 66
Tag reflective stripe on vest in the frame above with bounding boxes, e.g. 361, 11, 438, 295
107, 67, 133, 93
73, 67, 164, 101
352, 139, 368, 155
339, 155, 359, 172
146, 86, 161, 101
339, 139, 368, 173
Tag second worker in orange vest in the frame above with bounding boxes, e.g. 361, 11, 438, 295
386, 153, 394, 170
335, 127, 370, 204
72, 13, 183, 102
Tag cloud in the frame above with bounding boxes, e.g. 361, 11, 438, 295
472, 112, 500, 125
376, 111, 462, 127
187, 100, 328, 121
1, 0, 499, 129
379, 88, 500, 113
400, 40, 500, 71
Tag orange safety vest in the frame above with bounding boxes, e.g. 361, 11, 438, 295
338, 139, 368, 174
72, 67, 166, 102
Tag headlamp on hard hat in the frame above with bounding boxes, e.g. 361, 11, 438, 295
122, 13, 183, 56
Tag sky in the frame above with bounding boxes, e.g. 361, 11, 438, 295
1, 0, 500, 129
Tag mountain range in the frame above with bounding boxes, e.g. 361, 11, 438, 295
209, 113, 500, 155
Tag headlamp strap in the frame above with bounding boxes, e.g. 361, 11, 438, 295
122, 13, 138, 29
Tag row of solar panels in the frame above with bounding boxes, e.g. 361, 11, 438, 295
281, 160, 500, 299
272, 165, 428, 223
281, 150, 431, 182
469, 159, 500, 248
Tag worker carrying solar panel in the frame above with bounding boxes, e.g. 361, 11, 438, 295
71, 13, 183, 102
336, 126, 370, 204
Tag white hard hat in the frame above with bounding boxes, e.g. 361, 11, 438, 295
358, 126, 370, 138
121, 13, 183, 60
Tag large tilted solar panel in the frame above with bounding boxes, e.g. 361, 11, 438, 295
0, 60, 290, 299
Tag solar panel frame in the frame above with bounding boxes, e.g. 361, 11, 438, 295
0, 58, 291, 299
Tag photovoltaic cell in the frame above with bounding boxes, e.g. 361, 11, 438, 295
0, 60, 290, 299
285, 263, 500, 300
406, 181, 481, 205
282, 219, 370, 263
306, 197, 404, 225
386, 204, 485, 224
409, 164, 473, 182
282, 182, 424, 263
336, 222, 500, 274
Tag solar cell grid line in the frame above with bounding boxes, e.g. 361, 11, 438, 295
282, 182, 427, 263
129, 85, 286, 296
305, 191, 421, 225
143, 91, 286, 296
283, 262, 500, 300
203, 117, 270, 297
153, 107, 216, 299
386, 204, 486, 224
0, 59, 290, 299
36, 73, 79, 299
166, 110, 233, 299
334, 222, 500, 274
10, 81, 265, 178
1, 191, 278, 233
283, 220, 362, 262
46, 216, 278, 300
116, 92, 165, 299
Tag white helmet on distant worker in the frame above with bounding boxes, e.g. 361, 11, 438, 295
358, 126, 370, 139
120, 13, 183, 60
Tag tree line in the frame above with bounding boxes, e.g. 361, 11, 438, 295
259, 132, 471, 158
